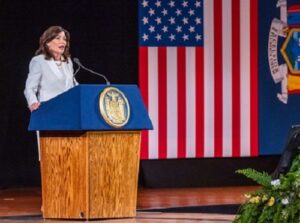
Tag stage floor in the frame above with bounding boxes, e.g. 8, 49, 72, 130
0, 186, 257, 222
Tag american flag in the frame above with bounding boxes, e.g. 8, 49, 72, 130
139, 0, 258, 159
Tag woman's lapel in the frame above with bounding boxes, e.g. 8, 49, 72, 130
47, 59, 64, 80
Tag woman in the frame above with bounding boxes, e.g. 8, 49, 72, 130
24, 26, 77, 111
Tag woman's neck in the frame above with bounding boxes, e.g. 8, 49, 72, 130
52, 53, 62, 61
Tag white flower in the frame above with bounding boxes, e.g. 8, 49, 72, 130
281, 197, 289, 205
271, 179, 281, 187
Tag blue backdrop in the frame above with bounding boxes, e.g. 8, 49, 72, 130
259, 0, 300, 155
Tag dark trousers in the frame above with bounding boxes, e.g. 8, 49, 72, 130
272, 126, 300, 179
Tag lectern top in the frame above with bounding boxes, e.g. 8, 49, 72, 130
28, 84, 153, 131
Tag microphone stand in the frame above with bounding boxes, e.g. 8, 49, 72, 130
73, 58, 110, 85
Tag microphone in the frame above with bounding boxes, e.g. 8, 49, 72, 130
73, 57, 110, 85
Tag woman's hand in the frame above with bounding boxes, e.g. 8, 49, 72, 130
30, 102, 40, 112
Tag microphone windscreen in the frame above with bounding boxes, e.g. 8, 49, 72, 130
73, 57, 80, 63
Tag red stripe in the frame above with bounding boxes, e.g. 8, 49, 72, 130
232, 0, 241, 157
139, 47, 149, 160
196, 47, 204, 157
214, 0, 223, 157
289, 90, 300, 94
250, 0, 259, 156
177, 47, 186, 158
158, 47, 167, 159
288, 5, 300, 12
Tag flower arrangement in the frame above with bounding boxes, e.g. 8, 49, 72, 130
233, 154, 300, 223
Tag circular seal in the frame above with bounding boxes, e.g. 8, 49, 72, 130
99, 87, 130, 128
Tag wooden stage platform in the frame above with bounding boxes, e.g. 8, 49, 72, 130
0, 186, 257, 222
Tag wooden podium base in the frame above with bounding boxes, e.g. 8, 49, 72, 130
40, 131, 141, 219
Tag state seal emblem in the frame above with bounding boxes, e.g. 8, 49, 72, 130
99, 87, 130, 128
268, 0, 300, 103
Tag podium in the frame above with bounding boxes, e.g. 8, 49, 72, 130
29, 84, 152, 219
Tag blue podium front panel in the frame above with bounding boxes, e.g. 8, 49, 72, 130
29, 84, 153, 131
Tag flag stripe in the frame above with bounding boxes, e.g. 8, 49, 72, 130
148, 47, 159, 159
167, 47, 178, 158
232, 0, 241, 157
250, 0, 259, 156
203, 0, 215, 157
222, 0, 233, 157
158, 47, 167, 159
177, 47, 187, 158
240, 0, 251, 156
186, 47, 196, 158
139, 47, 149, 160
195, 47, 204, 157
214, 0, 223, 157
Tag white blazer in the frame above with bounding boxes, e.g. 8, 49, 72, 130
24, 54, 77, 107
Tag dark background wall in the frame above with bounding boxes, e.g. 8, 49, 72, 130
0, 0, 138, 187
0, 0, 279, 188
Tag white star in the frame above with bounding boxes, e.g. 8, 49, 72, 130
142, 33, 149, 41
169, 17, 175, 24
142, 17, 149, 25
195, 1, 201, 8
195, 17, 202, 25
162, 26, 168, 32
182, 0, 188, 7
168, 0, 175, 8
182, 34, 189, 41
162, 8, 168, 16
155, 17, 162, 24
175, 9, 182, 16
149, 25, 155, 33
188, 9, 195, 16
176, 26, 182, 32
195, 34, 202, 41
169, 33, 176, 41
155, 0, 162, 7
182, 17, 189, 24
148, 8, 155, 16
189, 26, 195, 33
142, 0, 149, 7
155, 34, 162, 41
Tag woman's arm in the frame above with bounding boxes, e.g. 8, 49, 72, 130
24, 58, 42, 111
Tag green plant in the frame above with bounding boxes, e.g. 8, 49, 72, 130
233, 154, 300, 223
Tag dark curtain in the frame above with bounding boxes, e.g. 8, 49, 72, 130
0, 0, 138, 187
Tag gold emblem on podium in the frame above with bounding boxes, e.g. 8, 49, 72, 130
99, 87, 130, 128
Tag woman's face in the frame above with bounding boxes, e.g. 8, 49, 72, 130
46, 31, 67, 59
